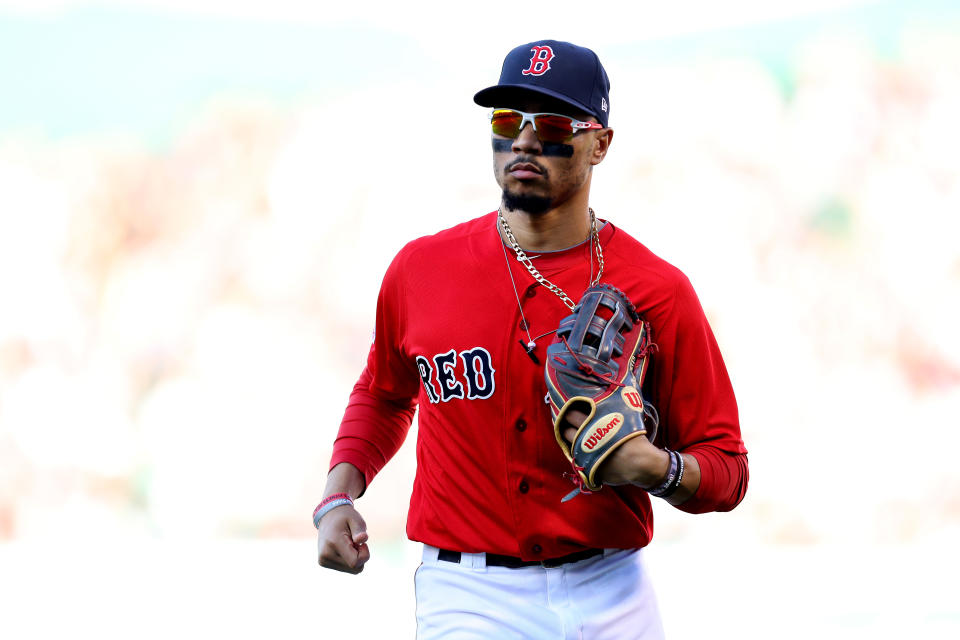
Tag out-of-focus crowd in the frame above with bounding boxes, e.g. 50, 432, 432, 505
1, 28, 958, 544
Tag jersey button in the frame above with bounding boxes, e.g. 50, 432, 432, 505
518, 480, 529, 494
525, 285, 538, 298
532, 544, 542, 554
518, 319, 529, 331
515, 419, 527, 432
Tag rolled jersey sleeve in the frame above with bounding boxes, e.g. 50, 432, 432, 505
328, 252, 420, 491
653, 274, 749, 514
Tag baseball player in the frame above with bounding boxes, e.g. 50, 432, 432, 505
315, 40, 749, 639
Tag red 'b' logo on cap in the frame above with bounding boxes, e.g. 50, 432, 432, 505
522, 46, 554, 76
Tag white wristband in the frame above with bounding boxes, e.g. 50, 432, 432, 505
312, 494, 354, 528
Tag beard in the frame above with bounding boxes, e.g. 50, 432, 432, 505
501, 189, 553, 215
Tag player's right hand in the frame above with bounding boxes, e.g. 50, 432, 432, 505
317, 505, 370, 574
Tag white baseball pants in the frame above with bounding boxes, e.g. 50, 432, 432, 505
414, 545, 665, 639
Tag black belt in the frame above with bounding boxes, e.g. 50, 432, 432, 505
437, 547, 603, 569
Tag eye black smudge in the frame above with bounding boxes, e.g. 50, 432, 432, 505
491, 138, 574, 158
540, 142, 574, 158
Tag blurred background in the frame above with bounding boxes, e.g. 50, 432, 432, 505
1, 0, 958, 637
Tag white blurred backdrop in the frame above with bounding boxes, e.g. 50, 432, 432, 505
0, 1, 958, 637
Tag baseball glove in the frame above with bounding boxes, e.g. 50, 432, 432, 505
544, 283, 659, 501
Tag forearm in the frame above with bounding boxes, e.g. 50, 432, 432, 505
324, 462, 366, 501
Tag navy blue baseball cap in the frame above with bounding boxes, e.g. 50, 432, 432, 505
474, 40, 611, 127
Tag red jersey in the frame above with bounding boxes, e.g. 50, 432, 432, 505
330, 212, 748, 560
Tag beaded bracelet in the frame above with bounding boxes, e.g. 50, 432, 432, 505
312, 492, 354, 529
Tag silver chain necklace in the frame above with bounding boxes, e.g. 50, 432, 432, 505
498, 207, 605, 311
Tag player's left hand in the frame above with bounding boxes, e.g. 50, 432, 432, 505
562, 409, 669, 488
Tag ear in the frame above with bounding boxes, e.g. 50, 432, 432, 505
590, 128, 613, 166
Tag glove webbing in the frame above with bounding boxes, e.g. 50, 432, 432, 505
559, 335, 627, 389
559, 324, 657, 388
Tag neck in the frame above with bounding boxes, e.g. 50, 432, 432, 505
498, 195, 593, 252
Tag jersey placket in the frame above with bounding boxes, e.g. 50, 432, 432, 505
500, 268, 570, 559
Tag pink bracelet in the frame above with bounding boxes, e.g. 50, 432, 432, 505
313, 493, 353, 528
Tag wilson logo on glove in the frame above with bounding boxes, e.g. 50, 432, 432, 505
581, 414, 624, 452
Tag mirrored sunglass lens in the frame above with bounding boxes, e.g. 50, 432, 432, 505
491, 111, 523, 137
533, 114, 575, 143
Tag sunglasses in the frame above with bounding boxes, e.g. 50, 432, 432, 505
489, 109, 604, 144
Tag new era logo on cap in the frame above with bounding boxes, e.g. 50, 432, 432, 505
474, 40, 611, 127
